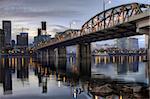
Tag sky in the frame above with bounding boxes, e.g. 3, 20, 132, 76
0, 0, 149, 47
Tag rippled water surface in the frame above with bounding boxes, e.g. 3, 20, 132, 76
0, 55, 149, 99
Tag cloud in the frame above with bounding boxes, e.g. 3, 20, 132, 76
0, 0, 148, 44
0, 6, 83, 19
47, 25, 68, 37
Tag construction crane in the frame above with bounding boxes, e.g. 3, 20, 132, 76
20, 27, 29, 32
14, 27, 29, 33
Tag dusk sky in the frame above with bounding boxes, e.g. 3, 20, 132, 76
0, 0, 149, 47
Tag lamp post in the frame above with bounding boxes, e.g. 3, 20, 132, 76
102, 0, 111, 29
69, 20, 81, 29
70, 21, 76, 29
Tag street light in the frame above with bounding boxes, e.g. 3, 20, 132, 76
102, 0, 111, 29
69, 20, 81, 29
70, 21, 76, 29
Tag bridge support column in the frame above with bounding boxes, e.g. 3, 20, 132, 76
147, 31, 150, 85
147, 32, 150, 66
77, 56, 91, 77
47, 48, 55, 59
44, 49, 54, 61
45, 49, 49, 62
54, 46, 66, 58
76, 43, 91, 58
38, 50, 43, 62
35, 51, 39, 60
42, 50, 47, 62
47, 48, 55, 67
76, 43, 91, 77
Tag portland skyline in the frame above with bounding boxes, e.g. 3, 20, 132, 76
0, 0, 149, 46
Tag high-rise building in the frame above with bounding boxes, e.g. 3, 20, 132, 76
33, 35, 51, 46
145, 35, 149, 49
17, 33, 28, 47
2, 21, 11, 46
116, 37, 139, 50
41, 21, 46, 31
33, 26, 51, 46
0, 29, 5, 51
38, 28, 41, 36
11, 40, 15, 48
116, 37, 128, 49
127, 38, 139, 50
41, 21, 47, 35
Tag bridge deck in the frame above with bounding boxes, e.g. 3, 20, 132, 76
34, 3, 150, 50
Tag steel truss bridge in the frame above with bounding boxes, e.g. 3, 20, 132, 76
34, 3, 150, 50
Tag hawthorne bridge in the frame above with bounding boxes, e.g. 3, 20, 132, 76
33, 3, 150, 61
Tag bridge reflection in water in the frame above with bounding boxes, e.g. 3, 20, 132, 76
0, 55, 149, 99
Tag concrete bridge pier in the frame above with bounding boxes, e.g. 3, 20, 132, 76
76, 43, 91, 77
148, 32, 150, 85
145, 32, 150, 85
47, 48, 55, 67
148, 32, 150, 62
48, 49, 55, 58
37, 50, 43, 63
76, 43, 91, 59
37, 49, 48, 63
78, 57, 91, 77
35, 51, 40, 60
45, 49, 49, 62
55, 57, 67, 73
43, 49, 54, 62
42, 50, 47, 62
54, 46, 66, 58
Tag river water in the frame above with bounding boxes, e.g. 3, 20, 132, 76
0, 55, 149, 99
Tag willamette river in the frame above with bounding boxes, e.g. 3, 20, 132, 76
0, 55, 149, 99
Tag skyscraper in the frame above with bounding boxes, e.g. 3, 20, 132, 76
38, 28, 41, 36
41, 21, 46, 31
116, 37, 128, 49
41, 21, 47, 35
11, 40, 15, 48
17, 33, 28, 47
145, 35, 149, 49
2, 21, 11, 46
127, 38, 139, 50
0, 29, 5, 51
116, 37, 139, 50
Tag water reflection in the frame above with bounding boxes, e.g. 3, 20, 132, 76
92, 56, 148, 84
0, 55, 149, 99
0, 58, 13, 95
